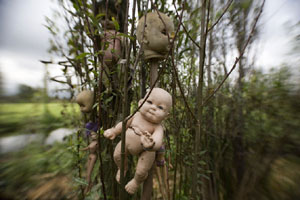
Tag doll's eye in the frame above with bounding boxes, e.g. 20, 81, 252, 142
161, 29, 167, 35
147, 100, 152, 104
158, 106, 163, 110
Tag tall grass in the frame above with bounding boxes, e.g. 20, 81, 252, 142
0, 103, 80, 137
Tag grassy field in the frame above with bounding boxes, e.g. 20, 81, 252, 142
0, 102, 80, 137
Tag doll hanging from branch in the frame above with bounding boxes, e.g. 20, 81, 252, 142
104, 88, 172, 194
81, 123, 99, 194
76, 90, 98, 194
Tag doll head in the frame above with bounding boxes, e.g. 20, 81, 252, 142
139, 88, 172, 124
136, 12, 174, 60
90, 131, 98, 140
76, 90, 94, 113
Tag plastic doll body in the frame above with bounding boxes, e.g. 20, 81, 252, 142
81, 131, 98, 193
104, 88, 172, 194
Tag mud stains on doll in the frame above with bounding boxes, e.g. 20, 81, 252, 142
75, 90, 94, 113
136, 12, 175, 60
104, 88, 172, 194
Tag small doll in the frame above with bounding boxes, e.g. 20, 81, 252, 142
104, 88, 172, 194
81, 122, 99, 194
75, 91, 98, 193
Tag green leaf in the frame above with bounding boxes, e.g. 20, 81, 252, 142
96, 13, 106, 19
74, 177, 88, 186
75, 52, 90, 60
117, 33, 135, 41
104, 96, 114, 105
92, 102, 99, 109
112, 17, 120, 31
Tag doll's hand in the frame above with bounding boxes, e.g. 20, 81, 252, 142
141, 131, 155, 150
104, 129, 116, 140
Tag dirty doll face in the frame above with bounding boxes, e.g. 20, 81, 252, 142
76, 90, 94, 113
139, 88, 172, 124
137, 12, 174, 60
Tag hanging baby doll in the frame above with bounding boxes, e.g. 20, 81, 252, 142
104, 88, 172, 194
75, 90, 98, 194
81, 122, 98, 194
136, 12, 175, 199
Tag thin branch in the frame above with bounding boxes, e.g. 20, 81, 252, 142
132, 0, 150, 72
207, 0, 234, 32
202, 0, 266, 107
125, 0, 186, 122
170, 2, 200, 123
170, 50, 199, 123
148, 1, 201, 125
173, 3, 202, 50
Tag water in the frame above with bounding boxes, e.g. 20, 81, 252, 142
0, 128, 76, 154
0, 134, 44, 154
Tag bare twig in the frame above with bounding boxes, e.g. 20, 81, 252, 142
132, 0, 150, 72
207, 0, 234, 32
173, 3, 202, 50
120, 0, 131, 198
202, 0, 266, 107
170, 52, 199, 123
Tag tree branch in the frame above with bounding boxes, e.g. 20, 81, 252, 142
202, 0, 266, 107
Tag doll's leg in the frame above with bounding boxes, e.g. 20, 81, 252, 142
125, 151, 155, 194
85, 154, 97, 193
86, 154, 97, 183
114, 141, 128, 183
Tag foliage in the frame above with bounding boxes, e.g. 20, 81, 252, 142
1, 0, 298, 200
0, 103, 79, 137
0, 142, 76, 200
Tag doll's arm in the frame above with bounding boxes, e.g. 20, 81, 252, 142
80, 146, 90, 151
141, 126, 164, 151
104, 116, 133, 140
151, 126, 164, 151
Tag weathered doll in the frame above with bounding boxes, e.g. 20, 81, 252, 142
104, 88, 172, 194
136, 12, 175, 60
75, 90, 97, 193
81, 129, 98, 194
75, 90, 94, 113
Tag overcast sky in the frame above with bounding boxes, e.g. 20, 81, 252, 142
0, 0, 299, 95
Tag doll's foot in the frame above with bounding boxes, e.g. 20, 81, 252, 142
125, 179, 139, 194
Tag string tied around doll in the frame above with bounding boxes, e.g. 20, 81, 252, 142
128, 126, 142, 136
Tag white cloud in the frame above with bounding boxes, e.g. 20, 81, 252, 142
256, 0, 300, 69
0, 50, 44, 95
1, 0, 300, 96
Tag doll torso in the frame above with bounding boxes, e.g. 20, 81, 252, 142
125, 112, 160, 155
89, 141, 98, 154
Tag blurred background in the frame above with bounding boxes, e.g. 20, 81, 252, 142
0, 0, 299, 199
